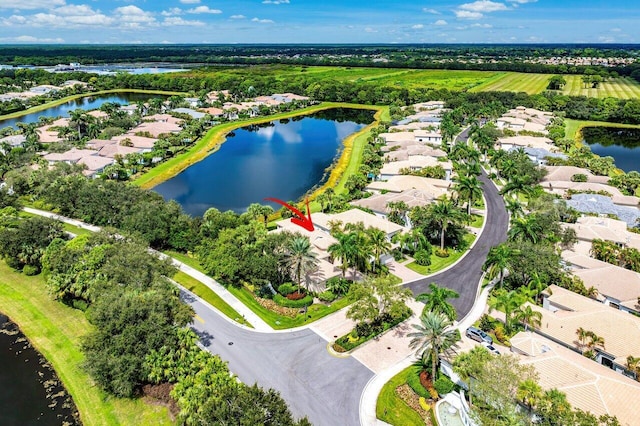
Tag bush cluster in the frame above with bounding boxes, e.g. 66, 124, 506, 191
273, 293, 313, 308
433, 376, 455, 396
435, 248, 450, 258
277, 283, 297, 296
317, 290, 337, 302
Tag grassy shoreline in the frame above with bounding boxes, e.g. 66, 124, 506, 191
0, 262, 173, 426
565, 118, 640, 143
0, 89, 185, 121
133, 102, 383, 190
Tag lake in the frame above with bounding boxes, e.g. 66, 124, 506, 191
583, 126, 640, 172
0, 314, 80, 425
0, 93, 164, 130
154, 108, 375, 216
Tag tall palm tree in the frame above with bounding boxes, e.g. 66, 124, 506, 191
328, 231, 355, 278
576, 327, 590, 354
517, 379, 543, 413
483, 243, 520, 288
514, 305, 542, 331
325, 187, 335, 212
488, 289, 523, 334
366, 227, 391, 273
505, 198, 525, 218
416, 282, 460, 320
508, 216, 543, 244
283, 236, 319, 295
408, 311, 460, 381
500, 175, 537, 199
587, 332, 605, 351
453, 174, 484, 216
430, 196, 466, 250
625, 355, 640, 381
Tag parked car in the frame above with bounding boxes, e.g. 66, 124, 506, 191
465, 326, 493, 344
481, 341, 501, 355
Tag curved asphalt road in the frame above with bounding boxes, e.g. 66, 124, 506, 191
406, 129, 509, 319
185, 291, 373, 426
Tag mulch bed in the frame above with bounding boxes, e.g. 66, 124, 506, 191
256, 297, 299, 317
142, 383, 179, 419
395, 384, 434, 424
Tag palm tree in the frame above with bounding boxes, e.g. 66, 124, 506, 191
514, 305, 542, 331
316, 193, 329, 213
625, 355, 640, 381
453, 174, 484, 216
517, 379, 543, 413
452, 345, 491, 407
283, 236, 319, 295
508, 216, 543, 244
430, 196, 466, 250
408, 311, 460, 381
505, 198, 525, 218
483, 243, 520, 288
488, 289, 523, 334
366, 227, 391, 273
576, 327, 589, 354
587, 332, 605, 351
387, 200, 409, 226
328, 232, 355, 278
416, 282, 460, 320
325, 187, 335, 212
500, 175, 537, 199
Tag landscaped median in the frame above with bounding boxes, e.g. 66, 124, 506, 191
133, 102, 385, 190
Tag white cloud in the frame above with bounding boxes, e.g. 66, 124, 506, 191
0, 0, 65, 9
179, 0, 200, 4
471, 23, 493, 28
411, 24, 424, 29
0, 15, 27, 26
508, 0, 537, 3
611, 28, 622, 32
459, 1, 508, 13
251, 17, 274, 23
422, 8, 440, 14
364, 27, 378, 33
434, 19, 448, 26
161, 8, 183, 17
163, 17, 205, 26
188, 6, 222, 14
455, 10, 483, 19
598, 35, 615, 43
230, 14, 246, 19
0, 35, 64, 42
113, 6, 156, 24
262, 0, 290, 3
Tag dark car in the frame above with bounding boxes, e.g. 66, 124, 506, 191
466, 326, 493, 344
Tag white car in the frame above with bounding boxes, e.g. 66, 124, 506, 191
481, 341, 501, 355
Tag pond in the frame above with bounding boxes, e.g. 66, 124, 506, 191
582, 126, 640, 172
154, 108, 375, 216
0, 92, 165, 130
0, 314, 80, 425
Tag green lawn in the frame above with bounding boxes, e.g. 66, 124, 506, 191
565, 118, 640, 142
562, 76, 640, 99
19, 211, 93, 236
0, 261, 173, 426
469, 214, 484, 229
172, 271, 251, 327
376, 366, 426, 426
406, 234, 476, 276
469, 72, 551, 94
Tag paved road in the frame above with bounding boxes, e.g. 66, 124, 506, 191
406, 129, 509, 319
185, 290, 374, 426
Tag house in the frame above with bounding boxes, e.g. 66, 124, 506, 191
496, 116, 526, 130
413, 100, 446, 110
111, 134, 157, 151
561, 250, 640, 315
144, 114, 182, 125
313, 209, 407, 242
530, 285, 640, 378
36, 118, 69, 143
131, 121, 182, 138
78, 155, 114, 178
379, 156, 453, 180
563, 216, 640, 251
379, 132, 416, 144
98, 144, 143, 159
508, 146, 567, 166
413, 130, 443, 145
497, 135, 556, 151
566, 194, 640, 228
367, 175, 451, 196
350, 188, 439, 222
29, 85, 60, 95
184, 97, 200, 108
542, 166, 610, 185
42, 148, 98, 165
86, 110, 108, 119
171, 108, 205, 120
0, 135, 26, 152
199, 107, 225, 118
511, 331, 640, 426
119, 104, 139, 115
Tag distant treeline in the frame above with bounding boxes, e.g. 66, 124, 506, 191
2, 44, 639, 76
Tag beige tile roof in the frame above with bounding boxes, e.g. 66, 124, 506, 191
543, 166, 610, 184
565, 216, 633, 245
391, 122, 440, 131
43, 148, 97, 163
367, 175, 452, 194
514, 331, 640, 426
498, 135, 556, 151
87, 110, 108, 119
144, 114, 182, 125
380, 156, 452, 176
199, 107, 225, 116
379, 132, 415, 143
313, 209, 407, 236
350, 188, 439, 214
78, 155, 113, 172
533, 286, 640, 362
132, 121, 181, 137
98, 144, 143, 158
112, 134, 157, 149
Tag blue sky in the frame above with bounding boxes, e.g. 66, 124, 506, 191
0, 0, 636, 44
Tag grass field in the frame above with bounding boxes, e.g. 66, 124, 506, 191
470, 72, 640, 98
0, 261, 173, 426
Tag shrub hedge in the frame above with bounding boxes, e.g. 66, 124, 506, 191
317, 290, 338, 302
273, 293, 314, 308
406, 368, 431, 399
